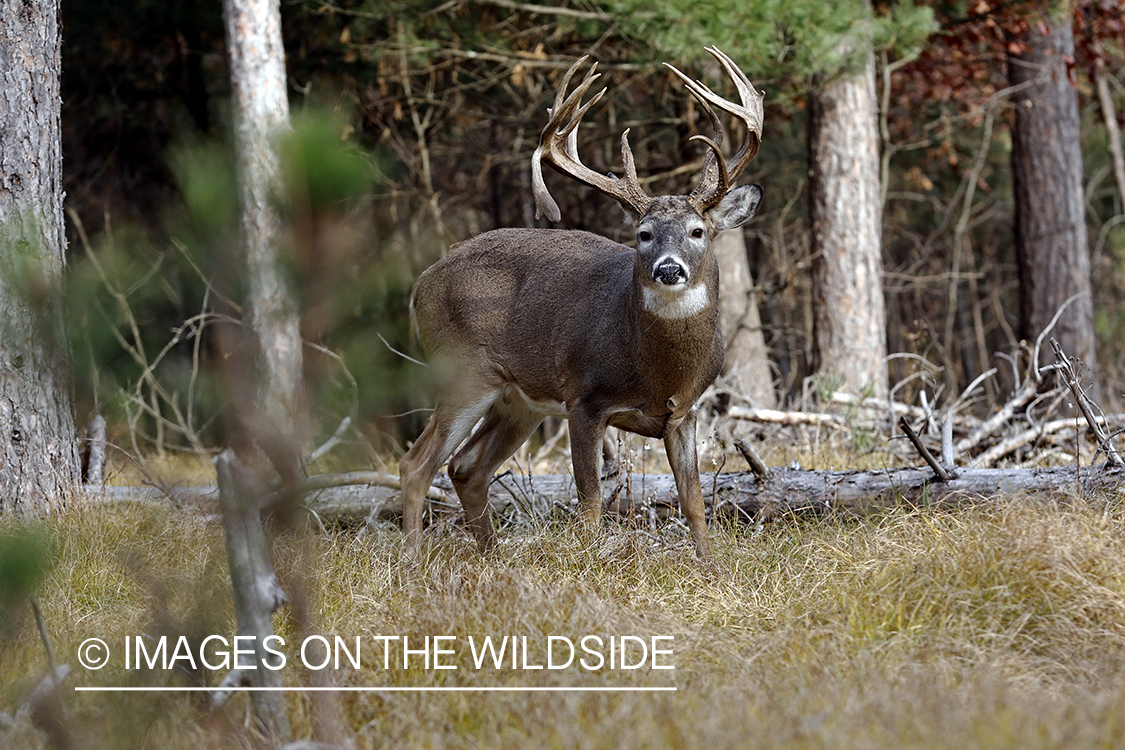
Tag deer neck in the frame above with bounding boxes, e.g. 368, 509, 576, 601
626, 254, 722, 409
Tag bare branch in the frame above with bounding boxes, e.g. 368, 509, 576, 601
734, 437, 771, 482
898, 417, 953, 482
1050, 339, 1125, 469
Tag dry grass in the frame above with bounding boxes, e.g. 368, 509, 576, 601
4, 472, 1125, 748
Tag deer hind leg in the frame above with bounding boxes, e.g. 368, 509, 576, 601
664, 409, 713, 560
448, 401, 544, 552
399, 391, 497, 561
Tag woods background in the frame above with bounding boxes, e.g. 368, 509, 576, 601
42, 0, 1125, 460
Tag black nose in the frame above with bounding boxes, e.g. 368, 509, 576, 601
655, 261, 686, 285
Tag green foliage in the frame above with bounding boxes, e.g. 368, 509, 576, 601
0, 526, 54, 631
168, 141, 239, 238
611, 0, 936, 88
66, 105, 424, 452
279, 111, 379, 214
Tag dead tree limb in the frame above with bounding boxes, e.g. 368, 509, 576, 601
953, 376, 1041, 457
734, 438, 771, 481
728, 406, 847, 428
214, 450, 291, 742
898, 417, 953, 481
95, 456, 1125, 527
1052, 339, 1125, 468
285, 462, 1125, 526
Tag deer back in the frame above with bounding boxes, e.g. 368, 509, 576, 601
411, 223, 725, 436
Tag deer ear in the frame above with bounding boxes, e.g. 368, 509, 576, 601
617, 201, 638, 226
709, 184, 762, 233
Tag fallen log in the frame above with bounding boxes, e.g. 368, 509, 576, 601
91, 461, 1125, 525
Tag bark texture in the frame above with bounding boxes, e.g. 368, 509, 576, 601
214, 450, 291, 741
0, 0, 81, 511
1009, 13, 1098, 391
714, 227, 776, 407
809, 50, 888, 399
222, 0, 304, 436
96, 463, 1125, 525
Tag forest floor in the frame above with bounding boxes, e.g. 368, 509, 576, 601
3, 430, 1125, 749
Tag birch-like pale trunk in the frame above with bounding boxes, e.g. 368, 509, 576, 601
222, 0, 304, 438
809, 49, 888, 399
713, 227, 776, 407
0, 0, 81, 511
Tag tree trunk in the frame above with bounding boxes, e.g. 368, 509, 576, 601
809, 49, 888, 399
1009, 11, 1098, 395
714, 227, 775, 407
0, 0, 81, 512
222, 0, 304, 438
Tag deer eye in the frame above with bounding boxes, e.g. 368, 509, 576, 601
691, 227, 705, 239
638, 230, 653, 242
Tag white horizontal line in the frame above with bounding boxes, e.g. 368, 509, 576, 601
75, 686, 676, 693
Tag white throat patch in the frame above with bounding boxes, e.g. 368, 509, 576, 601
642, 284, 709, 320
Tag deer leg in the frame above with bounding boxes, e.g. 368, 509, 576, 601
601, 428, 620, 479
664, 409, 713, 560
399, 393, 496, 561
448, 403, 544, 552
568, 406, 608, 530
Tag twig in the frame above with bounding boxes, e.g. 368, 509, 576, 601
953, 376, 1039, 457
734, 438, 771, 482
1033, 292, 1087, 380
952, 367, 998, 410
898, 417, 952, 482
973, 413, 1125, 468
944, 109, 995, 380
1051, 339, 1125, 469
214, 450, 291, 740
25, 597, 72, 750
377, 332, 426, 367
941, 410, 954, 466
29, 597, 58, 674
304, 417, 352, 467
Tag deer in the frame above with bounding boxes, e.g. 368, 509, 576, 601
399, 47, 764, 561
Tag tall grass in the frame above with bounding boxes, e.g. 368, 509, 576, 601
4, 492, 1125, 748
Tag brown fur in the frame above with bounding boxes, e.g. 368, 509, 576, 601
400, 189, 761, 561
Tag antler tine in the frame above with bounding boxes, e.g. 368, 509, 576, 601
674, 76, 725, 198
532, 56, 653, 222
666, 47, 764, 212
688, 132, 731, 196
703, 46, 764, 172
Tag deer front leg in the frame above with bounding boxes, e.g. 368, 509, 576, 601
568, 405, 608, 531
664, 409, 713, 560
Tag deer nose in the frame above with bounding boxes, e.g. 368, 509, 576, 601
654, 259, 687, 286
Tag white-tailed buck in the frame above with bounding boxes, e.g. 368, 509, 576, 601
400, 47, 764, 560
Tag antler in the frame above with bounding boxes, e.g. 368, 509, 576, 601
532, 57, 653, 222
664, 46, 764, 214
